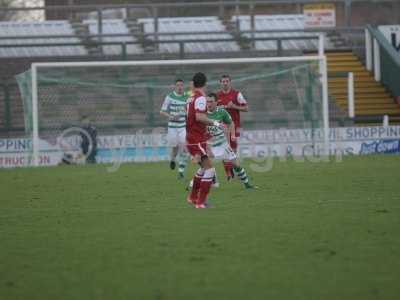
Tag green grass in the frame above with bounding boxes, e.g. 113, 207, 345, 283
1, 155, 400, 300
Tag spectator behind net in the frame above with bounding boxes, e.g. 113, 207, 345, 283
80, 115, 97, 163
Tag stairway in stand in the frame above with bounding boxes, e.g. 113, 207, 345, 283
327, 51, 400, 125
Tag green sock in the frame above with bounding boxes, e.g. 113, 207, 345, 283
233, 166, 249, 184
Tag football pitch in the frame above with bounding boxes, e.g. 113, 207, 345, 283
1, 155, 399, 300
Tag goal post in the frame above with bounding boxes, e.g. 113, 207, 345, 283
18, 55, 330, 167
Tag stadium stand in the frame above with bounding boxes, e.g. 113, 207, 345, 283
0, 21, 87, 57
232, 14, 323, 51
0, 14, 351, 136
327, 52, 400, 122
0, 0, 399, 136
0, 88, 5, 130
9, 86, 24, 133
83, 19, 143, 55
137, 17, 240, 53
0, 84, 24, 136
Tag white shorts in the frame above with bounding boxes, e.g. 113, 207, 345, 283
167, 127, 186, 147
210, 143, 237, 161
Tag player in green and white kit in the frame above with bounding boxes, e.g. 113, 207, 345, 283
160, 79, 189, 179
206, 93, 255, 189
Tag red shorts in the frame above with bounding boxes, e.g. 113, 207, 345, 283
186, 142, 208, 157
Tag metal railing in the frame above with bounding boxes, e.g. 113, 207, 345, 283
0, 30, 322, 59
366, 25, 400, 98
1, 0, 399, 37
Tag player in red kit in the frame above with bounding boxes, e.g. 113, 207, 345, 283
217, 74, 248, 180
186, 72, 222, 208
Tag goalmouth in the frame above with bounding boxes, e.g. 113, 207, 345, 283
20, 53, 329, 166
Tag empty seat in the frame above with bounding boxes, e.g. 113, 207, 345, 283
138, 16, 240, 53
232, 15, 320, 51
0, 21, 87, 57
83, 19, 143, 55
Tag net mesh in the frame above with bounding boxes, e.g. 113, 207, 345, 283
16, 59, 326, 165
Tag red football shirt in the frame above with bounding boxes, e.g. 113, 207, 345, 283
217, 89, 247, 136
186, 90, 208, 144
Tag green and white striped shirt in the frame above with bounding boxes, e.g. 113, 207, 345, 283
160, 91, 188, 128
207, 107, 233, 147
